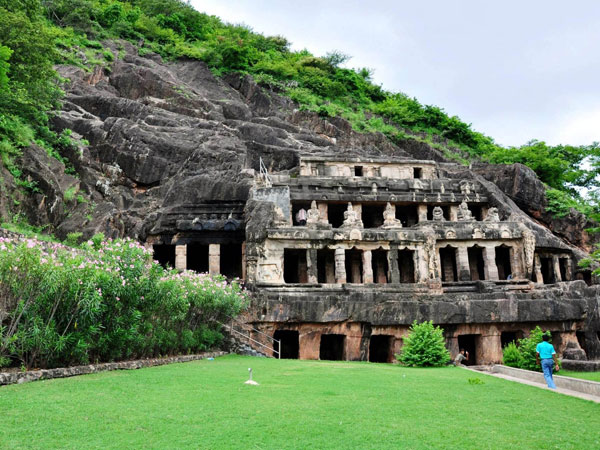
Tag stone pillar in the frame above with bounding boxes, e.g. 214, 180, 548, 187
362, 250, 373, 284
317, 202, 328, 222
388, 247, 400, 283
241, 242, 246, 281
449, 205, 459, 222
479, 334, 503, 364
334, 248, 347, 284
209, 244, 220, 275
307, 249, 318, 284
175, 245, 187, 271
456, 246, 471, 281
564, 258, 573, 281
534, 254, 543, 283
552, 254, 562, 282
417, 204, 428, 223
509, 246, 523, 279
483, 246, 499, 281
354, 203, 362, 222
416, 247, 429, 283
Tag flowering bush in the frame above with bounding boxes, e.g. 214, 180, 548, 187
0, 235, 247, 369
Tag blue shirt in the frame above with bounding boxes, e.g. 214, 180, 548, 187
536, 341, 556, 359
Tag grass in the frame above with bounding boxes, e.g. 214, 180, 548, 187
0, 355, 599, 449
559, 370, 600, 382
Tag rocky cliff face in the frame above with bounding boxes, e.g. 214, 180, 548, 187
4, 41, 594, 258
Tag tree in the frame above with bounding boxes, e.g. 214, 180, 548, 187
0, 45, 12, 90
397, 321, 450, 367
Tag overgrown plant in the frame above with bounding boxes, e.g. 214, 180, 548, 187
396, 320, 450, 367
501, 326, 554, 372
0, 235, 247, 369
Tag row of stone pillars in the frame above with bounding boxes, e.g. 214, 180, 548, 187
533, 254, 572, 284
173, 243, 246, 279
300, 248, 415, 284
444, 245, 520, 282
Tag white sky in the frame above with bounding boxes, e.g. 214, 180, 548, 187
191, 1, 600, 147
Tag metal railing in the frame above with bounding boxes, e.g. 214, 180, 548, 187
221, 316, 281, 359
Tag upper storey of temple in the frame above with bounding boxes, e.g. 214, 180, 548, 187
298, 156, 437, 180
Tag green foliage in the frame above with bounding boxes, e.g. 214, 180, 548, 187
397, 320, 450, 367
501, 342, 523, 368
64, 231, 83, 246
467, 377, 484, 385
0, 235, 247, 369
501, 326, 551, 372
0, 0, 597, 222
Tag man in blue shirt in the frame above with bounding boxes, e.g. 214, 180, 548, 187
536, 334, 559, 389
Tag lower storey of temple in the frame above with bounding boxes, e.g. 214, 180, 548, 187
251, 320, 586, 365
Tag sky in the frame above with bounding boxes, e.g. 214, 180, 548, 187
191, 1, 600, 148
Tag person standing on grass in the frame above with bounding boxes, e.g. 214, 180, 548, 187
536, 334, 560, 389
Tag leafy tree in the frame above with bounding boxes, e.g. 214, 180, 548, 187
397, 321, 450, 367
0, 45, 12, 90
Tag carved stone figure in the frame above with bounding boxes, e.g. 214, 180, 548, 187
521, 226, 536, 276
440, 183, 445, 194
381, 202, 402, 228
306, 200, 321, 225
459, 180, 471, 194
342, 202, 363, 228
457, 200, 474, 221
423, 230, 438, 280
432, 206, 445, 222
413, 178, 424, 190
484, 207, 500, 222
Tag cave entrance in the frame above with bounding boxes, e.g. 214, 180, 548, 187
469, 205, 483, 221
457, 334, 479, 365
320, 334, 345, 361
576, 331, 588, 355
495, 246, 512, 280
372, 248, 389, 284
317, 248, 336, 283
328, 203, 347, 228
501, 331, 523, 348
153, 244, 175, 269
468, 246, 485, 281
345, 248, 363, 284
369, 335, 393, 363
396, 205, 418, 227
284, 249, 308, 283
413, 167, 423, 179
559, 257, 570, 281
187, 243, 209, 273
398, 249, 415, 283
362, 204, 385, 228
427, 205, 449, 221
220, 243, 243, 279
273, 330, 299, 359
291, 201, 311, 226
440, 246, 458, 282
354, 165, 363, 177
540, 256, 554, 284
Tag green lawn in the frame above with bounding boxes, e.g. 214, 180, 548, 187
559, 370, 600, 382
1, 355, 599, 449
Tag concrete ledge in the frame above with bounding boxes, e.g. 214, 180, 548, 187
491, 364, 600, 396
0, 351, 226, 387
561, 359, 600, 372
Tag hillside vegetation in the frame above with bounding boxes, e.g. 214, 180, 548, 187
1, 0, 599, 220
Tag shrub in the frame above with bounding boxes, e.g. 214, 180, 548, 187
397, 320, 450, 367
0, 235, 247, 369
502, 342, 522, 368
501, 326, 552, 372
